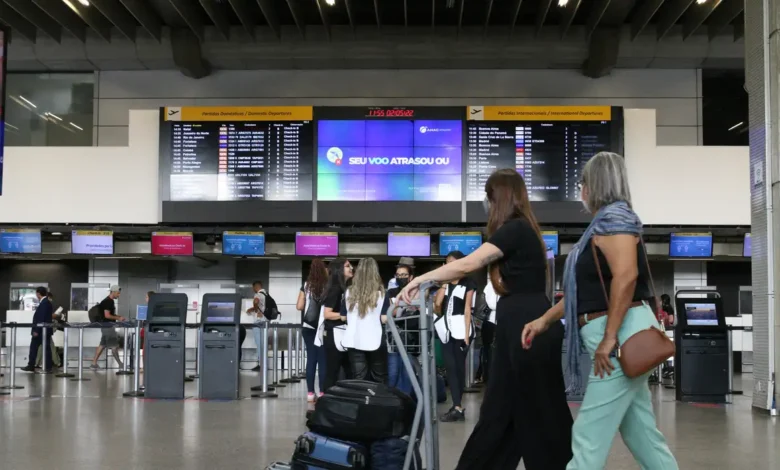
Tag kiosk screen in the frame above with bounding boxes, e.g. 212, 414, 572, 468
206, 302, 236, 322
684, 303, 719, 326
151, 302, 182, 323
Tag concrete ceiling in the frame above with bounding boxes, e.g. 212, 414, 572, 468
0, 0, 746, 77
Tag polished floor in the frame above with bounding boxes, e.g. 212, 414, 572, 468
0, 368, 776, 470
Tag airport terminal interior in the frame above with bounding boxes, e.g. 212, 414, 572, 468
0, 0, 777, 469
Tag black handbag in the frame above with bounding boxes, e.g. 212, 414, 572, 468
307, 380, 416, 442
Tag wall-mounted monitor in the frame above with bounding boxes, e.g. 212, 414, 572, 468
158, 106, 314, 223
296, 232, 338, 256
683, 302, 719, 327
0, 229, 42, 254
439, 232, 482, 256
151, 232, 194, 256
72, 230, 114, 255
669, 232, 713, 258
387, 232, 431, 257
743, 233, 751, 257
542, 231, 559, 256
222, 231, 265, 256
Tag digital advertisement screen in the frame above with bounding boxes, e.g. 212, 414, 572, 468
439, 232, 482, 256
72, 230, 114, 255
542, 231, 559, 256
669, 232, 713, 258
387, 232, 431, 257
465, 106, 620, 202
151, 232, 194, 256
684, 303, 719, 326
316, 107, 463, 201
0, 229, 42, 254
296, 232, 338, 256
160, 106, 314, 201
743, 233, 751, 257
222, 231, 265, 256
206, 301, 236, 323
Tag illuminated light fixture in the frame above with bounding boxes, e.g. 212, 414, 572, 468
52, 232, 62, 236
78, 0, 90, 5
46, 112, 63, 121
696, 0, 707, 3
19, 95, 37, 108
558, 0, 568, 6
5, 122, 19, 130
728, 121, 744, 131
69, 122, 84, 131
324, 0, 335, 5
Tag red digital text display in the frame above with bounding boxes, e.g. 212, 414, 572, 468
366, 108, 415, 118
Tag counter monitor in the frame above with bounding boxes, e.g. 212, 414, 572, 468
0, 229, 42, 254
296, 232, 338, 256
222, 231, 265, 256
152, 232, 194, 256
669, 232, 713, 258
387, 232, 431, 257
743, 233, 751, 257
542, 231, 559, 256
439, 232, 482, 256
72, 230, 114, 255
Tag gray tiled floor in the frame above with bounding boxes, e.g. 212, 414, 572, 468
0, 370, 776, 469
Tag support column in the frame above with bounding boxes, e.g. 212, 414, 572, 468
745, 0, 778, 413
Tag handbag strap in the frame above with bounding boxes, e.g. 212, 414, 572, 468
590, 237, 660, 308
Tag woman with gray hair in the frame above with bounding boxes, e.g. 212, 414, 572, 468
522, 152, 678, 469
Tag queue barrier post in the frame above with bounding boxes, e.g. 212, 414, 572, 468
463, 343, 479, 393
189, 328, 200, 379
123, 322, 144, 398
251, 322, 277, 398
70, 327, 91, 382
56, 326, 75, 378
0, 323, 24, 391
272, 324, 285, 387
296, 328, 305, 379
280, 326, 299, 384
117, 326, 133, 376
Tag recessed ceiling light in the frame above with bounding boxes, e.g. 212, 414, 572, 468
78, 0, 90, 6
558, 0, 568, 6
52, 232, 62, 236
325, 0, 336, 5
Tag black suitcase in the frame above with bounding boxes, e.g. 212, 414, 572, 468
308, 380, 416, 442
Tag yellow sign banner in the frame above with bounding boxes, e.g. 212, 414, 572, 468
73, 230, 112, 236
440, 232, 481, 237
224, 231, 265, 236
541, 231, 559, 236
164, 106, 313, 122
1, 228, 39, 233
468, 106, 611, 121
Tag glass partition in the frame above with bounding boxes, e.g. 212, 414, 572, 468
5, 73, 94, 146
9, 282, 48, 311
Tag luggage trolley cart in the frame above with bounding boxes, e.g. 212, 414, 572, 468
385, 281, 440, 470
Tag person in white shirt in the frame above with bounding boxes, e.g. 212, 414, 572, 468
246, 280, 267, 372
342, 258, 388, 383
297, 259, 329, 402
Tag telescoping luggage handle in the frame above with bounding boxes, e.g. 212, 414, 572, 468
385, 280, 439, 470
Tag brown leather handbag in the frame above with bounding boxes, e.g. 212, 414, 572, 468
591, 240, 676, 378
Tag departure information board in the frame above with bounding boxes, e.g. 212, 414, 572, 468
160, 106, 313, 201
316, 107, 463, 201
465, 106, 621, 202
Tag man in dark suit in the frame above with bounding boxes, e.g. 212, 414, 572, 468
21, 286, 54, 373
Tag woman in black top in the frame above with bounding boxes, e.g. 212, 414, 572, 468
399, 169, 572, 469
321, 257, 354, 392
434, 251, 477, 422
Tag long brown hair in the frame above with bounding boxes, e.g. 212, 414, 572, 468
347, 258, 385, 318
306, 259, 328, 300
485, 169, 546, 295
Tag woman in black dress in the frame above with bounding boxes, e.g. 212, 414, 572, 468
321, 257, 354, 392
398, 168, 572, 469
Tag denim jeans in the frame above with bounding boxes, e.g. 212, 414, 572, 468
302, 327, 326, 393
253, 320, 266, 367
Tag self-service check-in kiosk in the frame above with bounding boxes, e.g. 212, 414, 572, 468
199, 294, 241, 400
145, 293, 188, 399
674, 290, 729, 403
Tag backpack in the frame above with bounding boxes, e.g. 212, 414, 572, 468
88, 303, 102, 323
260, 291, 280, 321
303, 286, 323, 328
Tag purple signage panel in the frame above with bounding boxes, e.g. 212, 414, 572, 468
387, 232, 431, 257
296, 232, 339, 256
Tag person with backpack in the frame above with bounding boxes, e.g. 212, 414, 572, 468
247, 280, 268, 372
297, 259, 329, 402
90, 285, 126, 370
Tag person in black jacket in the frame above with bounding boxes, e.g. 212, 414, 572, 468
22, 286, 54, 373
321, 257, 354, 391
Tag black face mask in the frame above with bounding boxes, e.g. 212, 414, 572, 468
396, 277, 410, 288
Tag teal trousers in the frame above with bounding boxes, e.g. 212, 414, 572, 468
567, 304, 678, 470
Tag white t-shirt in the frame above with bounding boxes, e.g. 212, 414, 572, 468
484, 277, 499, 325
253, 290, 267, 323
342, 289, 385, 351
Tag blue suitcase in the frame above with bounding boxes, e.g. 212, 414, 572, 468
293, 432, 368, 469
370, 437, 421, 470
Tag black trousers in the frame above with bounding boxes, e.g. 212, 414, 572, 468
455, 294, 573, 470
347, 346, 388, 384
442, 338, 469, 408
28, 333, 53, 369
323, 329, 351, 392
238, 325, 247, 363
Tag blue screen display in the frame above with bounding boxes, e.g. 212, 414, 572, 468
317, 120, 462, 201
542, 232, 559, 256
669, 233, 713, 258
743, 233, 751, 257
136, 305, 148, 321
222, 232, 265, 256
439, 232, 482, 256
0, 229, 42, 254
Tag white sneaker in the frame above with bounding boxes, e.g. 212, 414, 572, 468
307, 392, 316, 403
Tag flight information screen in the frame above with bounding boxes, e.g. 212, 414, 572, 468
160, 106, 314, 201
465, 106, 621, 201
316, 107, 463, 201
